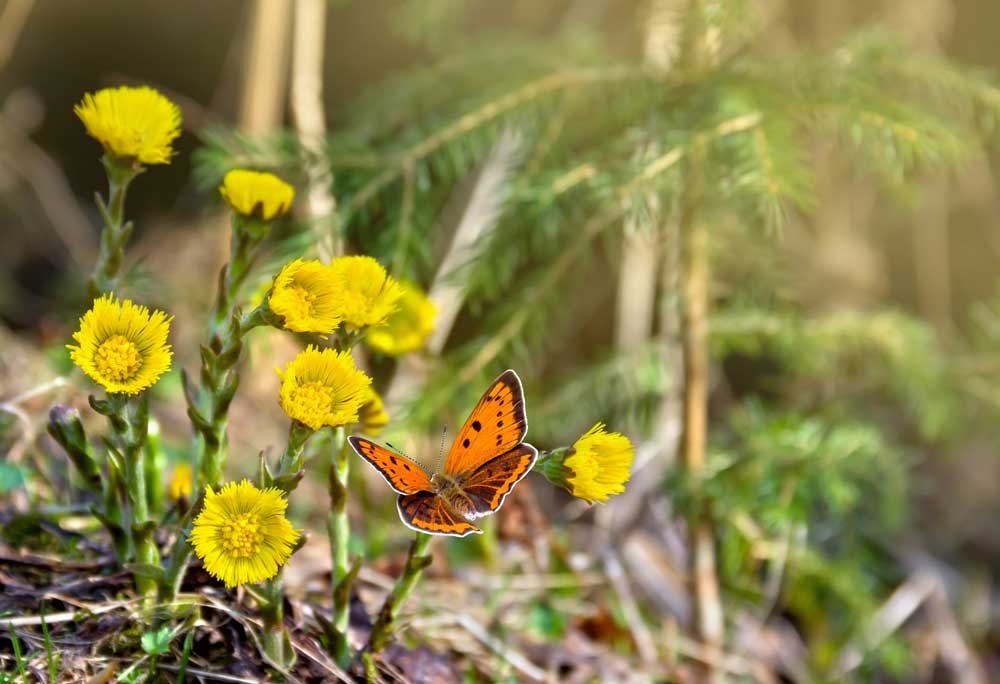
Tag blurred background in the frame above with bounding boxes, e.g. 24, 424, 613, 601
4, 0, 1000, 681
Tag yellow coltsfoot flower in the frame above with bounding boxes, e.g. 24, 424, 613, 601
220, 169, 295, 220
168, 464, 193, 501
542, 423, 634, 504
328, 256, 402, 330
366, 281, 436, 356
268, 259, 342, 335
74, 86, 181, 165
358, 386, 389, 435
190, 480, 299, 588
277, 346, 371, 431
68, 294, 173, 395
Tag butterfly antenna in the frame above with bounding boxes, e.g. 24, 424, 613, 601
434, 425, 448, 473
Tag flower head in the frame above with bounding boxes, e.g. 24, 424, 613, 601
278, 346, 371, 431
328, 256, 402, 330
366, 281, 436, 356
74, 86, 181, 165
358, 387, 389, 435
268, 259, 341, 334
556, 423, 634, 504
168, 464, 193, 500
190, 480, 299, 588
220, 169, 295, 220
68, 294, 173, 395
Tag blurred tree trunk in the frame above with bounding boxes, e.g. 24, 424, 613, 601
676, 2, 723, 681
886, 0, 955, 339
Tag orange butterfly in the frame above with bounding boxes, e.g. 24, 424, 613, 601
348, 369, 537, 537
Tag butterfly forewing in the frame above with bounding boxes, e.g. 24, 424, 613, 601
348, 436, 433, 495
443, 369, 529, 477
459, 443, 538, 518
398, 492, 481, 536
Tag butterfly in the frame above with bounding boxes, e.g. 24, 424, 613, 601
348, 369, 538, 537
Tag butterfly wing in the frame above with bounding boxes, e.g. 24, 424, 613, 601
443, 369, 529, 477
458, 443, 538, 518
348, 436, 433, 495
398, 492, 481, 537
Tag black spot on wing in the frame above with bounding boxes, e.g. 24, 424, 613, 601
462, 438, 470, 448
472, 420, 482, 431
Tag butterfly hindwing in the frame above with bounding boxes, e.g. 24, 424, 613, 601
348, 436, 433, 495
458, 443, 538, 518
398, 492, 481, 537
443, 369, 528, 477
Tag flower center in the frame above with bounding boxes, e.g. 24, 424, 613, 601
339, 291, 374, 328
95, 335, 142, 382
291, 381, 334, 426
285, 285, 317, 320
221, 512, 264, 558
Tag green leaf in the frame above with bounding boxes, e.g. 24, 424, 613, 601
141, 626, 173, 656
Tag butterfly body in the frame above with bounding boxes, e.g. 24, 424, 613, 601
428, 473, 477, 518
349, 370, 537, 536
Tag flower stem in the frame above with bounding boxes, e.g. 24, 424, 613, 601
158, 501, 198, 602
87, 156, 141, 301
255, 423, 312, 671
368, 533, 433, 653
259, 574, 293, 669
105, 393, 158, 596
326, 427, 354, 665
268, 422, 314, 494
190, 215, 270, 493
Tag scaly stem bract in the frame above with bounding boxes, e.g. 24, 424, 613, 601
369, 533, 433, 653
87, 155, 141, 301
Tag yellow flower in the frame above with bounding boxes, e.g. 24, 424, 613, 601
358, 387, 389, 435
68, 294, 173, 395
220, 169, 295, 220
366, 281, 436, 356
268, 259, 342, 334
74, 86, 181, 165
168, 464, 192, 500
277, 346, 371, 431
190, 480, 299, 588
328, 256, 402, 330
563, 423, 634, 504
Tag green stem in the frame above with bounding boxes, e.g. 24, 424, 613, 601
369, 533, 433, 653
259, 574, 293, 669
87, 155, 141, 301
267, 422, 314, 494
103, 449, 131, 562
327, 427, 353, 665
193, 216, 269, 493
108, 393, 158, 596
161, 218, 272, 604
158, 501, 198, 603
144, 417, 165, 515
